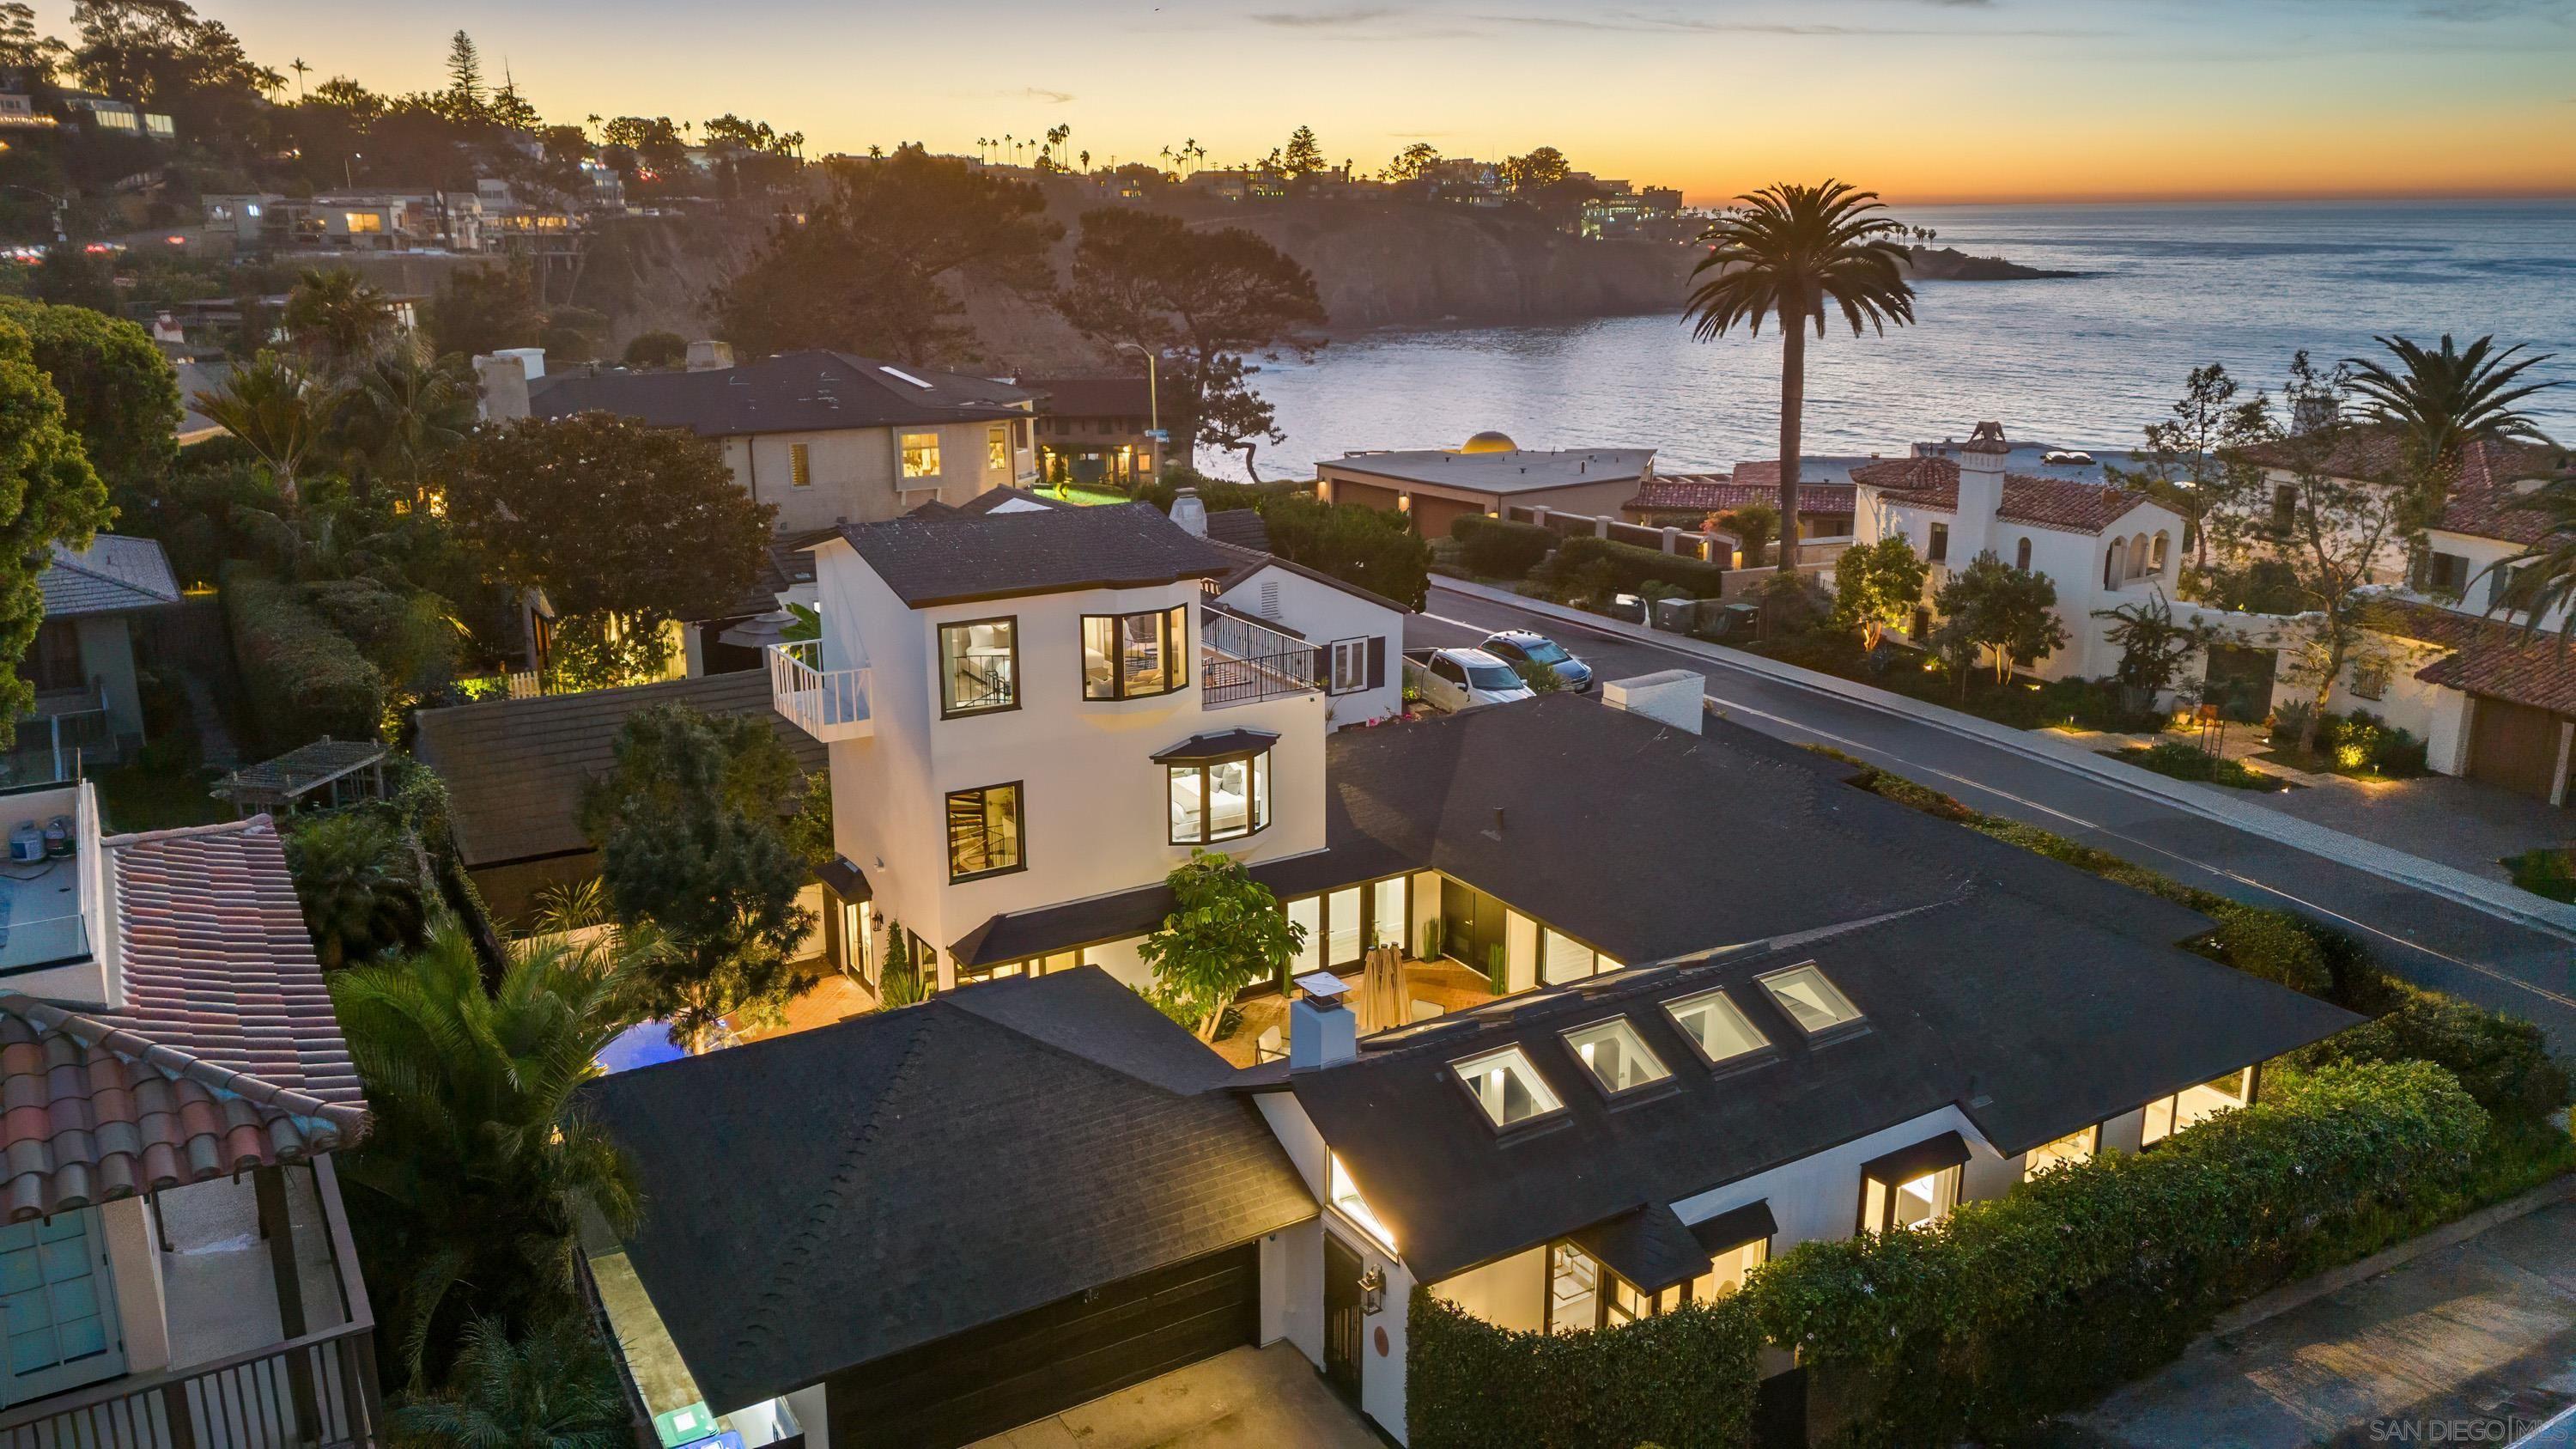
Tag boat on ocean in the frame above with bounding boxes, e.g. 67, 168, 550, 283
2042, 449, 2096, 466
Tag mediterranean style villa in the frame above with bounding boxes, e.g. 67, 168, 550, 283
0, 786, 382, 1448
578, 498, 2356, 1448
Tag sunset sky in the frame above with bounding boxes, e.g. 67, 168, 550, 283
77, 0, 2576, 203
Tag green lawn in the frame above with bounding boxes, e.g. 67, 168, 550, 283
1048, 484, 1131, 507
2254, 746, 2409, 784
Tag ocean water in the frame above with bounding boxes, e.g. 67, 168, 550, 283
1210, 199, 2576, 480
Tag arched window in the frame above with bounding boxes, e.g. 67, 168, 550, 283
2128, 533, 2150, 578
2105, 546, 2121, 589
2150, 531, 2170, 574
2014, 537, 2032, 572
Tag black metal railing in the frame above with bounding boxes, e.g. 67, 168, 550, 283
1200, 612, 1319, 708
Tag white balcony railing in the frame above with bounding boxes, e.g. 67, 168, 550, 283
768, 640, 872, 741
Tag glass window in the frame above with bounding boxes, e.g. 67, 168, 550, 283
1329, 1154, 1395, 1251
1452, 1044, 1564, 1129
1521, 639, 1571, 665
901, 431, 941, 478
1688, 1235, 1768, 1301
1928, 521, 1948, 563
1370, 877, 1406, 951
1893, 1165, 1958, 1230
1012, 417, 1029, 450
1083, 605, 1189, 700
1760, 963, 1862, 1035
1663, 987, 1769, 1065
938, 618, 1018, 716
1330, 637, 1367, 693
1562, 1018, 1671, 1096
945, 782, 1024, 881
2024, 1125, 2099, 1179
1540, 928, 1595, 985
790, 441, 812, 488
1465, 661, 1522, 691
1167, 751, 1271, 845
2141, 1067, 2251, 1147
987, 425, 1008, 472
1546, 1241, 1600, 1334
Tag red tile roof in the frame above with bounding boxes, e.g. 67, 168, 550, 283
1856, 456, 2154, 535
2411, 621, 2576, 715
100, 818, 363, 1110
2230, 424, 2568, 545
0, 995, 364, 1222
1625, 473, 1856, 517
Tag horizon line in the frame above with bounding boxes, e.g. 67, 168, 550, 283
1811, 186, 2576, 208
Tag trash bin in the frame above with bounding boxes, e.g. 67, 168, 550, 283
1652, 597, 1698, 632
1606, 594, 1647, 624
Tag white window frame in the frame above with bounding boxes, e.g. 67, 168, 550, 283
901, 431, 942, 479
1328, 636, 1368, 695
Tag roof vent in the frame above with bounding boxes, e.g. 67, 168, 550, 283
879, 366, 934, 389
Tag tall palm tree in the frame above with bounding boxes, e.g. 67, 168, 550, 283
282, 266, 403, 375
1683, 181, 1915, 581
390, 1316, 630, 1449
339, 349, 475, 505
2493, 475, 2576, 645
331, 927, 644, 1385
2342, 333, 2557, 483
193, 350, 338, 505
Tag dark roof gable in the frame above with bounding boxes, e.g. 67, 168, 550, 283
840, 502, 1236, 607
528, 350, 1035, 438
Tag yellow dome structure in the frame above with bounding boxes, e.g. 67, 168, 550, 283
1459, 430, 1517, 454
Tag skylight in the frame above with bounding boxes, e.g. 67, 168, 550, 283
1562, 1018, 1671, 1096
878, 366, 934, 389
1662, 987, 1770, 1064
1759, 963, 1863, 1035
1451, 1044, 1564, 1129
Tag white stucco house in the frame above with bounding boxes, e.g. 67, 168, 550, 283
572, 500, 2357, 1449
1852, 422, 2190, 681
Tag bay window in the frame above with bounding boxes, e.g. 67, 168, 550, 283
1084, 605, 1189, 700
1167, 749, 1270, 845
945, 782, 1024, 881
938, 617, 1018, 717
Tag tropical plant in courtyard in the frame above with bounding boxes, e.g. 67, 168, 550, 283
283, 811, 428, 970
1139, 849, 1305, 1039
390, 1315, 631, 1449
193, 350, 337, 505
2496, 477, 2576, 648
1683, 180, 1915, 591
2093, 588, 2226, 700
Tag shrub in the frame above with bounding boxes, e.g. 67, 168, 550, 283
1259, 491, 1431, 610
222, 563, 383, 751
2122, 740, 2284, 791
1745, 1060, 2485, 1446
1547, 534, 1727, 599
1450, 514, 1556, 579
303, 577, 459, 699
1407, 1288, 1761, 1449
2210, 904, 2331, 995
2290, 983, 2570, 1124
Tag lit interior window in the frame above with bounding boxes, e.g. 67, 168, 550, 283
1662, 987, 1768, 1064
1561, 1018, 1671, 1096
1688, 1235, 1769, 1300
2023, 1125, 2099, 1180
2141, 1067, 2252, 1147
901, 432, 941, 478
1893, 1167, 1954, 1230
1759, 963, 1862, 1034
1451, 1044, 1563, 1129
1328, 1154, 1395, 1251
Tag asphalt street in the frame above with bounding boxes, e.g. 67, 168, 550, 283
1413, 580, 2576, 1050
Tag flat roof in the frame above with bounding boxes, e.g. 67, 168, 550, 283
1321, 447, 1656, 496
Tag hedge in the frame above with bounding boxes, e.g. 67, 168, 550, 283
1406, 1288, 1761, 1449
1449, 514, 1556, 579
1552, 534, 1728, 599
222, 563, 383, 751
1747, 1060, 2486, 1446
2288, 982, 2570, 1124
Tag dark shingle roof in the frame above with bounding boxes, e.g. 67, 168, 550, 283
527, 350, 1035, 438
839, 502, 1236, 607
1297, 892, 2358, 1282
412, 673, 826, 868
39, 536, 182, 617
1207, 537, 1413, 616
1020, 375, 1154, 419
583, 969, 1315, 1412
1205, 508, 1272, 551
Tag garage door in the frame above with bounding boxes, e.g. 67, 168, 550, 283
1327, 478, 1404, 513
2467, 696, 2570, 802
826, 1242, 1261, 1448
1408, 494, 1482, 544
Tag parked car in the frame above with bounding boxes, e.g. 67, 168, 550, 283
1480, 630, 1595, 693
1402, 647, 1535, 713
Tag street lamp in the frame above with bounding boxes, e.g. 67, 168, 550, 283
1115, 341, 1161, 479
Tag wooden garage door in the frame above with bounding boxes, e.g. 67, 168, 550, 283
2468, 696, 2569, 802
826, 1243, 1261, 1449
1328, 478, 1404, 513
1408, 494, 1481, 544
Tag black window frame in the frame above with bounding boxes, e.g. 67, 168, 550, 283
1927, 521, 1949, 563
937, 615, 1022, 720
1167, 748, 1272, 846
1083, 604, 1191, 701
945, 780, 1028, 883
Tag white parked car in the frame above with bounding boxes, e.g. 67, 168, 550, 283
1403, 647, 1537, 713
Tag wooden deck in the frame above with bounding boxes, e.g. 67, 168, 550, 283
1215, 957, 1501, 1068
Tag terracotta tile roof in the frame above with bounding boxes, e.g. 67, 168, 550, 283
99, 817, 363, 1111
1857, 456, 2154, 535
1625, 473, 1856, 517
2432, 439, 2574, 546
2413, 627, 2576, 715
0, 994, 363, 1222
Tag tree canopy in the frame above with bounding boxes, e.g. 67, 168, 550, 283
1931, 551, 2068, 687
715, 145, 1060, 366
2104, 362, 2269, 572
1139, 849, 1304, 1039
0, 296, 179, 487
0, 318, 110, 739
1830, 534, 1927, 650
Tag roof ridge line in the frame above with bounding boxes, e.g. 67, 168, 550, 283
100, 813, 276, 849
732, 1011, 939, 1359
0, 989, 369, 1135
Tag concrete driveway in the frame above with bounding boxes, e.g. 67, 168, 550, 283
969, 1343, 1382, 1449
2069, 1191, 2576, 1448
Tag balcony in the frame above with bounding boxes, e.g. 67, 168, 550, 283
768, 641, 872, 741
1200, 611, 1321, 709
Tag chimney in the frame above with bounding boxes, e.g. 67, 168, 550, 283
1602, 669, 1703, 734
686, 339, 735, 372
1290, 977, 1357, 1068
1955, 421, 2008, 554
1169, 486, 1209, 538
472, 351, 531, 422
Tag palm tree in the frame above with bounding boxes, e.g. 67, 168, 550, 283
331, 927, 643, 1385
339, 350, 474, 505
2492, 476, 2576, 645
390, 1316, 630, 1449
193, 350, 338, 505
282, 266, 402, 375
283, 813, 427, 971
2342, 333, 2557, 484
1684, 180, 1915, 582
